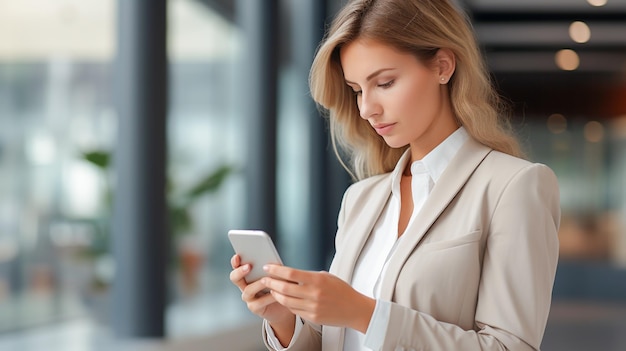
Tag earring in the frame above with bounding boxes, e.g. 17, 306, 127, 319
440, 77, 447, 84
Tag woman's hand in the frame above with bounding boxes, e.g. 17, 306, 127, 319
262, 264, 376, 333
229, 255, 295, 346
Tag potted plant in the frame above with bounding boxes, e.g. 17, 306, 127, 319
80, 150, 233, 295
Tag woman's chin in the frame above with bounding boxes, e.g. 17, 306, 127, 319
382, 137, 408, 149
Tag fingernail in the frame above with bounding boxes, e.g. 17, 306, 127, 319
242, 264, 250, 272
263, 265, 269, 271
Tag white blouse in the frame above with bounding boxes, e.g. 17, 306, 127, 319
266, 127, 469, 350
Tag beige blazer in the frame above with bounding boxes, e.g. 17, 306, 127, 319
265, 138, 560, 351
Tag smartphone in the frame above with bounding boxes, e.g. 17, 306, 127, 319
228, 230, 283, 283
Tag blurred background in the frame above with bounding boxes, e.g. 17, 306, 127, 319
0, 0, 625, 350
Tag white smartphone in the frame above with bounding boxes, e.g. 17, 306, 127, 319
228, 229, 283, 283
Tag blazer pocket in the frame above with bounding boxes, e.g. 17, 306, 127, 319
420, 230, 482, 252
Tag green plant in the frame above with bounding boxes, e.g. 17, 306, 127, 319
80, 149, 233, 248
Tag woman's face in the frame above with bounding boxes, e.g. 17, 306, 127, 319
340, 38, 458, 159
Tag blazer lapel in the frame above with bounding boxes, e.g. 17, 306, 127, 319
325, 175, 391, 351
331, 175, 392, 282
379, 139, 492, 301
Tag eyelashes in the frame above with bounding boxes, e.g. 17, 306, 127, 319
351, 80, 395, 97
377, 80, 394, 88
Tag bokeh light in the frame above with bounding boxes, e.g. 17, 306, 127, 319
584, 121, 605, 143
547, 114, 568, 134
569, 21, 591, 43
587, 0, 608, 7
555, 49, 580, 71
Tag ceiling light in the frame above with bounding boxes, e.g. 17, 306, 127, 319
547, 114, 567, 134
587, 0, 608, 6
555, 49, 580, 71
569, 21, 591, 44
584, 121, 604, 143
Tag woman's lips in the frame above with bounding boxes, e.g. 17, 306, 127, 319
373, 123, 396, 136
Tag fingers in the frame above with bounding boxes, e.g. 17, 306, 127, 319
263, 276, 304, 297
247, 291, 277, 313
241, 280, 277, 313
229, 255, 251, 292
269, 289, 308, 311
230, 254, 240, 269
263, 264, 311, 284
261, 265, 324, 302
241, 279, 271, 301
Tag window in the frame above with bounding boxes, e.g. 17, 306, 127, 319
0, 0, 116, 331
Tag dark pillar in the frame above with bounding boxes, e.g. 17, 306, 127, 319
235, 0, 280, 240
112, 0, 168, 337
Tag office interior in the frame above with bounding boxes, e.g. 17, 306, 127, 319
0, 0, 625, 350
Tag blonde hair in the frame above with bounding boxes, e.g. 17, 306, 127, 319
309, 0, 523, 180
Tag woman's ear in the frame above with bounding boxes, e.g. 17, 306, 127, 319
436, 48, 456, 84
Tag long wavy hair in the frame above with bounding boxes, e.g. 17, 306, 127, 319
309, 0, 523, 181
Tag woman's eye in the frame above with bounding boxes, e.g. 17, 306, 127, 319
378, 80, 394, 88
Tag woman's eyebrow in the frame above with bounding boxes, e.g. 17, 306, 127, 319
345, 68, 395, 85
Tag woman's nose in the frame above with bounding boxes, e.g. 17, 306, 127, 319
358, 92, 381, 119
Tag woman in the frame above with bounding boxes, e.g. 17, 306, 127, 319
230, 0, 560, 350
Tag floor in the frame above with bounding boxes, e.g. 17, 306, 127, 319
0, 299, 624, 351
542, 300, 626, 351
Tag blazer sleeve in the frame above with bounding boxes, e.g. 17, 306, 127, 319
377, 163, 561, 351
260, 182, 355, 351
262, 320, 322, 351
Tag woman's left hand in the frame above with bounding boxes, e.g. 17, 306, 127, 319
262, 264, 375, 333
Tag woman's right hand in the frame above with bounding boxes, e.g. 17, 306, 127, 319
229, 254, 296, 330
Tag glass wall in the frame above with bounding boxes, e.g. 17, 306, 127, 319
0, 0, 116, 332
0, 0, 254, 338
525, 115, 626, 267
165, 0, 254, 337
